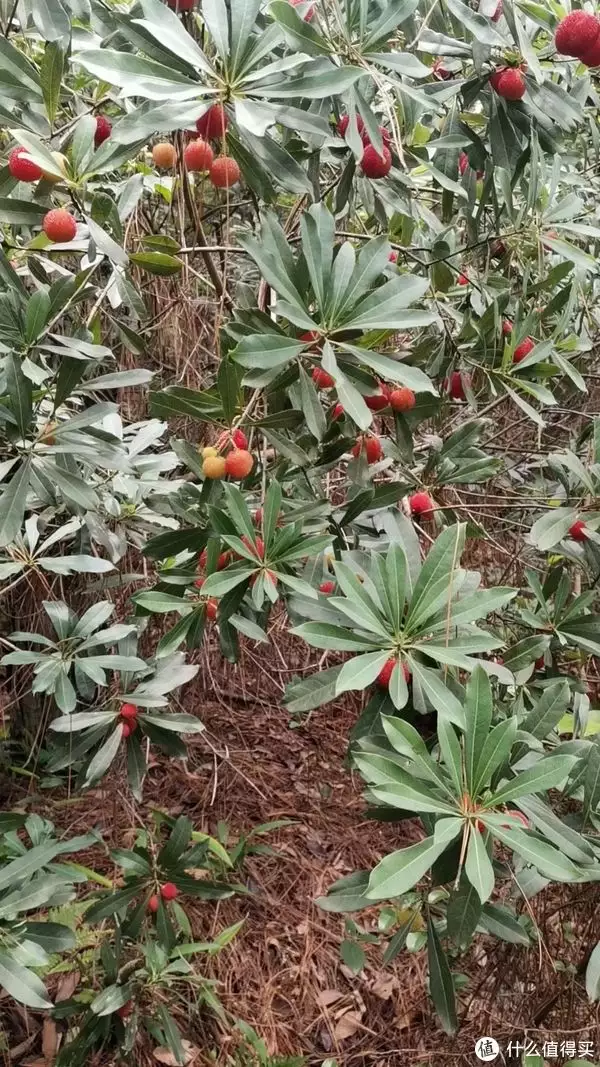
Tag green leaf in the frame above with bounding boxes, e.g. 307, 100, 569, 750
25, 290, 51, 343
91, 982, 134, 1016
298, 365, 327, 441
40, 42, 64, 125
447, 878, 482, 950
0, 198, 46, 225
0, 841, 61, 892
529, 508, 578, 551
340, 939, 365, 974
6, 353, 32, 438
84, 726, 123, 786
487, 755, 576, 807
0, 953, 52, 1009
426, 913, 457, 1035
366, 820, 461, 900
317, 871, 370, 913
585, 941, 600, 1001
465, 828, 494, 903
491, 824, 581, 881
129, 252, 183, 275
521, 680, 570, 740
472, 717, 516, 795
405, 524, 465, 634
479, 903, 530, 945
464, 666, 492, 793
157, 1004, 186, 1065
30, 0, 70, 43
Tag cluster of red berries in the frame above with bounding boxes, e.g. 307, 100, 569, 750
119, 702, 138, 739
152, 106, 241, 188
490, 65, 527, 101
337, 114, 393, 179
148, 882, 178, 912
201, 430, 254, 481
555, 10, 600, 67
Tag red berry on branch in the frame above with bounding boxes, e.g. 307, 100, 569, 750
555, 10, 600, 58
491, 67, 526, 101
94, 115, 112, 147
196, 105, 228, 140
409, 492, 434, 520
377, 658, 411, 689
232, 428, 248, 449
205, 599, 218, 619
8, 146, 42, 182
289, 0, 315, 20
120, 703, 138, 719
513, 337, 534, 363
43, 209, 77, 243
569, 520, 587, 542
210, 156, 240, 188
312, 366, 335, 389
148, 894, 159, 912
160, 882, 178, 901
184, 138, 214, 172
225, 449, 254, 479
337, 114, 364, 137
361, 144, 391, 179
319, 580, 336, 594
389, 387, 416, 412
365, 384, 389, 411
351, 436, 383, 463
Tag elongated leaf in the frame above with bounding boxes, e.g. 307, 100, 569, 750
0, 953, 52, 1009
465, 828, 494, 903
426, 914, 457, 1035
0, 842, 61, 892
464, 666, 492, 793
84, 726, 123, 786
366, 820, 461, 900
487, 755, 576, 806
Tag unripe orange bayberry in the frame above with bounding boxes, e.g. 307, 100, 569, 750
203, 455, 227, 479
122, 721, 136, 738
232, 428, 248, 449
225, 448, 254, 479
289, 0, 315, 19
351, 435, 382, 464
569, 520, 587, 542
312, 366, 335, 389
206, 599, 218, 620
337, 114, 364, 137
161, 882, 178, 901
8, 146, 43, 182
377, 658, 411, 688
148, 894, 159, 912
365, 383, 390, 411
513, 337, 534, 363
196, 104, 228, 140
120, 703, 138, 719
202, 445, 218, 458
319, 580, 336, 594
389, 387, 415, 412
210, 156, 241, 188
491, 67, 526, 101
361, 143, 391, 179
184, 138, 214, 172
152, 142, 176, 169
409, 491, 434, 520
43, 209, 77, 243
555, 10, 600, 57
94, 115, 112, 147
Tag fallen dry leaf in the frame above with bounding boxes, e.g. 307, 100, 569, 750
317, 988, 344, 1008
371, 975, 396, 1000
55, 971, 80, 1003
153, 1040, 198, 1065
42, 1018, 58, 1064
333, 1010, 363, 1041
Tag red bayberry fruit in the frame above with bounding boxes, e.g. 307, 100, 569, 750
337, 114, 364, 137
94, 115, 112, 147
580, 36, 600, 65
241, 534, 265, 559
194, 576, 205, 589
569, 520, 587, 542
319, 580, 336, 594
167, 0, 195, 9
534, 656, 545, 670
232, 428, 248, 449
300, 330, 321, 346
491, 68, 526, 101
361, 144, 391, 179
160, 882, 178, 901
491, 0, 502, 20
117, 1001, 133, 1019
206, 599, 218, 619
432, 58, 452, 80
377, 658, 411, 688
196, 104, 228, 140
389, 387, 416, 412
458, 151, 468, 175
365, 383, 390, 411
351, 436, 383, 463
289, 0, 315, 19
148, 894, 159, 912
184, 138, 214, 171
312, 366, 335, 389
122, 721, 136, 738
120, 703, 138, 719
388, 250, 398, 263
513, 337, 535, 363
555, 10, 600, 57
331, 403, 344, 420
409, 491, 434, 520
210, 156, 241, 188
444, 371, 469, 400
458, 273, 469, 286
254, 508, 263, 525
502, 319, 513, 336
199, 548, 230, 571
43, 209, 77, 243
361, 125, 391, 147
225, 449, 254, 479
8, 146, 43, 182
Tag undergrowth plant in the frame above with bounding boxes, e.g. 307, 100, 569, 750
1, 0, 600, 1056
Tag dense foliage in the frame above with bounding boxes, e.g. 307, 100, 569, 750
1, 0, 600, 1058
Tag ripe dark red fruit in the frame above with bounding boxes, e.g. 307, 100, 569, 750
361, 125, 391, 147
388, 250, 398, 263
122, 722, 136, 738
120, 703, 138, 719
351, 436, 383, 464
167, 0, 195, 9
117, 1001, 133, 1019
389, 387, 416, 412
232, 428, 248, 449
206, 599, 218, 619
491, 0, 502, 21
555, 10, 600, 58
569, 520, 587, 542
210, 156, 241, 188
458, 273, 469, 286
580, 37, 600, 65
365, 383, 390, 411
319, 580, 336, 594
445, 371, 469, 401
43, 209, 77, 243
241, 535, 265, 559
432, 58, 452, 80
337, 114, 364, 137
312, 366, 335, 389
184, 138, 214, 171
161, 882, 178, 901
225, 448, 254, 479
289, 0, 315, 20
148, 894, 159, 912
491, 68, 526, 101
513, 337, 534, 363
194, 576, 205, 589
94, 115, 112, 147
377, 658, 411, 688
534, 656, 545, 670
8, 146, 42, 182
199, 548, 230, 571
196, 104, 228, 140
361, 144, 391, 179
300, 330, 321, 346
331, 403, 344, 420
409, 491, 434, 520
